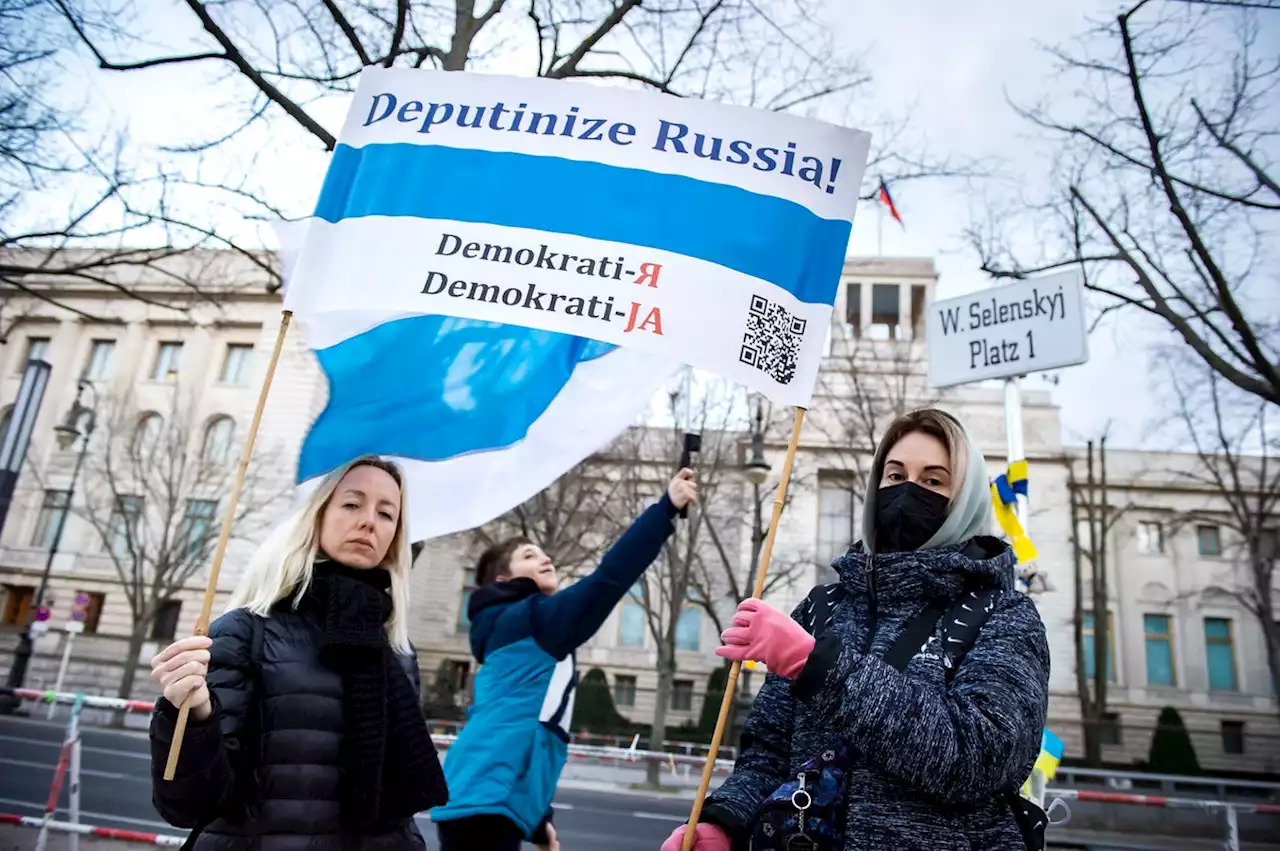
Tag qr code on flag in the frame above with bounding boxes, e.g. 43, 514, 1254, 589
740, 294, 807, 385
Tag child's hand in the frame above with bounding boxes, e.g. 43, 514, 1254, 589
537, 823, 559, 851
669, 468, 698, 510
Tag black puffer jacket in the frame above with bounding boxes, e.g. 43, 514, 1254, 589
149, 606, 428, 851
703, 537, 1050, 851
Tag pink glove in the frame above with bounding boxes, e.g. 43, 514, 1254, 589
715, 598, 815, 679
661, 823, 730, 851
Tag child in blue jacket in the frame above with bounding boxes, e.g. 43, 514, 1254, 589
433, 468, 698, 851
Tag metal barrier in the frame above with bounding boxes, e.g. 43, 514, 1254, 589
0, 814, 185, 847
1045, 787, 1280, 851
0, 689, 173, 848
5, 688, 1279, 850
1, 687, 156, 714
1051, 765, 1280, 801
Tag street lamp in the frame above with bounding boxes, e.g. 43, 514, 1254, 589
743, 401, 771, 488
730, 396, 771, 744
3, 378, 98, 708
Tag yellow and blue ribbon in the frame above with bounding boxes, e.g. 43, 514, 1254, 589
991, 460, 1037, 564
1021, 729, 1064, 799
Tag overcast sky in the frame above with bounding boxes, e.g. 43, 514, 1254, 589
39, 0, 1278, 450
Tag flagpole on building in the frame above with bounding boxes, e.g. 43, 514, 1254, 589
876, 202, 884, 256
681, 407, 806, 851
163, 310, 293, 781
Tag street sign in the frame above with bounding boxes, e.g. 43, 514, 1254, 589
65, 620, 84, 634
926, 268, 1089, 389
71, 591, 90, 622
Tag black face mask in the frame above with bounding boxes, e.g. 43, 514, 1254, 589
873, 482, 950, 553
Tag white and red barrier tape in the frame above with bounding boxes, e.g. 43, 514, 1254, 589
1047, 788, 1280, 815
0, 814, 185, 846
1, 688, 155, 714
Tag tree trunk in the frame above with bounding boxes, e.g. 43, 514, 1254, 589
1257, 582, 1280, 718
114, 625, 149, 727
646, 652, 675, 789
1092, 437, 1109, 739
1071, 459, 1101, 767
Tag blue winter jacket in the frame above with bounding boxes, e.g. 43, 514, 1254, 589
431, 494, 677, 837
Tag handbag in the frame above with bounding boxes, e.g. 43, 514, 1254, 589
748, 736, 855, 851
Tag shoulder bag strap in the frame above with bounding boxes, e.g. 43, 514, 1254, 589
940, 588, 1002, 679
883, 603, 947, 673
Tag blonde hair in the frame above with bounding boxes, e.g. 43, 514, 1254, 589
227, 456, 414, 653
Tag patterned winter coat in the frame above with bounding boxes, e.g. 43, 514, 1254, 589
702, 536, 1050, 851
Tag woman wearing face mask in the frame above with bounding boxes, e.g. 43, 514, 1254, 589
148, 456, 447, 850
662, 409, 1050, 851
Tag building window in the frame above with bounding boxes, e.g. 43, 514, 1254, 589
618, 584, 646, 648
1137, 521, 1163, 554
31, 490, 70, 549
83, 340, 115, 380
844, 283, 862, 332
21, 337, 49, 370
676, 607, 700, 652
1203, 617, 1238, 691
1261, 528, 1279, 561
1221, 720, 1245, 755
181, 500, 217, 562
1, 585, 35, 626
869, 283, 900, 339
614, 674, 637, 707
76, 591, 105, 634
1082, 611, 1115, 682
910, 284, 927, 339
1143, 614, 1176, 687
817, 481, 857, 567
152, 599, 182, 641
105, 496, 143, 558
456, 569, 478, 633
150, 342, 183, 382
671, 679, 693, 711
219, 344, 254, 385
133, 413, 163, 455
1098, 712, 1122, 746
201, 417, 235, 465
1195, 525, 1222, 557
442, 659, 471, 694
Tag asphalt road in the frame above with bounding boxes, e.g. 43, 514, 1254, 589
0, 715, 688, 849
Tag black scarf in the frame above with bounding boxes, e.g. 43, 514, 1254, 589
306, 561, 448, 830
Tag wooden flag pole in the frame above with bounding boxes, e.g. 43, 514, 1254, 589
682, 406, 806, 851
163, 310, 293, 781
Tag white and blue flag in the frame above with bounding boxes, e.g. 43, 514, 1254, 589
282, 69, 870, 540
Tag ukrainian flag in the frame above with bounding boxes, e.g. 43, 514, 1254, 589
1022, 729, 1064, 799
1037, 730, 1064, 778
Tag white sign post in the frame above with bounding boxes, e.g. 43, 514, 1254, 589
927, 268, 1090, 592
48, 594, 90, 719
926, 268, 1088, 389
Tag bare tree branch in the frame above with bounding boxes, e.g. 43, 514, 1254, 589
980, 0, 1280, 407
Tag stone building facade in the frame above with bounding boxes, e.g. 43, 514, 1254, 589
0, 249, 1274, 771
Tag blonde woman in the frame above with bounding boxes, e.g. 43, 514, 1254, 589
148, 456, 446, 851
